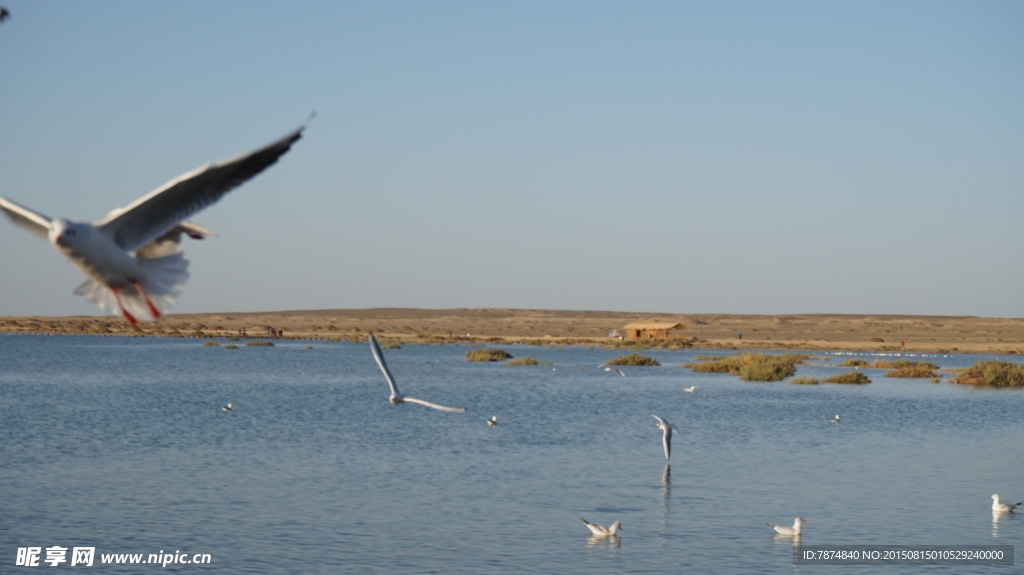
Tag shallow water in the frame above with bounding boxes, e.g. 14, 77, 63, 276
2, 335, 1022, 573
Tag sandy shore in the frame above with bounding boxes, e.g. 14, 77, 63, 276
2, 308, 1023, 354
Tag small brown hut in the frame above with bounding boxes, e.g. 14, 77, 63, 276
622, 321, 686, 341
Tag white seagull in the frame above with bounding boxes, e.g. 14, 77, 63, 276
0, 122, 306, 329
581, 518, 622, 538
830, 414, 841, 423
683, 386, 696, 393
221, 403, 233, 413
604, 366, 626, 377
991, 494, 1021, 513
651, 414, 679, 460
368, 332, 467, 413
768, 517, 805, 537
486, 415, 498, 426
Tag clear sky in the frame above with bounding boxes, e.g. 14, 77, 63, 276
1, 1, 1021, 319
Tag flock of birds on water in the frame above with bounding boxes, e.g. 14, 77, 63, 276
1, 115, 1019, 543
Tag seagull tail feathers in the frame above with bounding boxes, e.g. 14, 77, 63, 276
74, 253, 189, 320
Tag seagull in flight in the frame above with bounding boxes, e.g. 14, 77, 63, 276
991, 494, 1021, 513
603, 366, 626, 377
581, 518, 622, 538
767, 517, 805, 537
368, 332, 467, 413
651, 414, 679, 460
0, 121, 307, 329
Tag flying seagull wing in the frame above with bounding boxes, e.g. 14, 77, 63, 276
98, 124, 306, 252
0, 196, 53, 241
368, 332, 402, 399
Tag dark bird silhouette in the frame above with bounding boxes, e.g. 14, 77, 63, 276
0, 8, 11, 22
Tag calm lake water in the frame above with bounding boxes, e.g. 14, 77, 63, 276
2, 335, 1023, 573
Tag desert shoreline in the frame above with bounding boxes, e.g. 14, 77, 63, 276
2, 308, 1023, 355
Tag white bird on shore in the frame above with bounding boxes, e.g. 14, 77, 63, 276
368, 332, 466, 413
991, 494, 1021, 513
768, 517, 805, 537
581, 518, 622, 538
651, 414, 679, 460
683, 386, 696, 393
830, 414, 841, 423
0, 122, 307, 329
221, 403, 233, 413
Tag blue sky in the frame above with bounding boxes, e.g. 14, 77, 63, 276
1, 1, 1021, 318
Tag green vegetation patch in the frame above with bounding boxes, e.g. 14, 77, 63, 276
951, 361, 1024, 388
683, 353, 809, 382
505, 356, 549, 366
605, 353, 660, 366
465, 348, 512, 362
824, 371, 871, 384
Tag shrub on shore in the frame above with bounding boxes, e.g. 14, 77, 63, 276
606, 353, 660, 366
951, 361, 1024, 388
466, 348, 512, 362
824, 371, 871, 384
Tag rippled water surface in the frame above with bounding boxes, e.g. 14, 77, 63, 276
2, 335, 1023, 573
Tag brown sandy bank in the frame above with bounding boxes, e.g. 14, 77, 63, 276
2, 309, 1023, 354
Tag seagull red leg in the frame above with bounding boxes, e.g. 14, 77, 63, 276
132, 280, 161, 319
111, 288, 140, 330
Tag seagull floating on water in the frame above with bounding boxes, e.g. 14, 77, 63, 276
830, 414, 841, 423
768, 517, 805, 537
368, 332, 466, 413
221, 403, 233, 413
0, 122, 307, 329
683, 386, 696, 393
651, 414, 679, 460
991, 494, 1021, 513
581, 518, 622, 538
486, 415, 498, 426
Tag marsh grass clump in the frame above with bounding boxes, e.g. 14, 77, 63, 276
837, 359, 868, 367
871, 359, 938, 370
505, 356, 548, 366
606, 353, 660, 366
790, 376, 821, 385
683, 353, 808, 381
246, 341, 275, 347
824, 371, 871, 384
203, 340, 220, 347
885, 365, 939, 378
224, 344, 239, 350
951, 361, 1024, 388
466, 348, 512, 362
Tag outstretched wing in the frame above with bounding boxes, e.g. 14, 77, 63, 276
402, 396, 467, 413
0, 196, 53, 241
98, 123, 306, 252
368, 332, 402, 399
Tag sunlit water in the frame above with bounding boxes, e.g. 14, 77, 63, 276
2, 335, 1023, 573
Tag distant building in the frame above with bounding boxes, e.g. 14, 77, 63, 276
622, 321, 686, 341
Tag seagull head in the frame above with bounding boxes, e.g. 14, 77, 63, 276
49, 218, 78, 248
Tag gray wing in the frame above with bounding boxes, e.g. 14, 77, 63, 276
368, 332, 402, 398
98, 124, 305, 252
133, 221, 215, 259
0, 196, 53, 241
